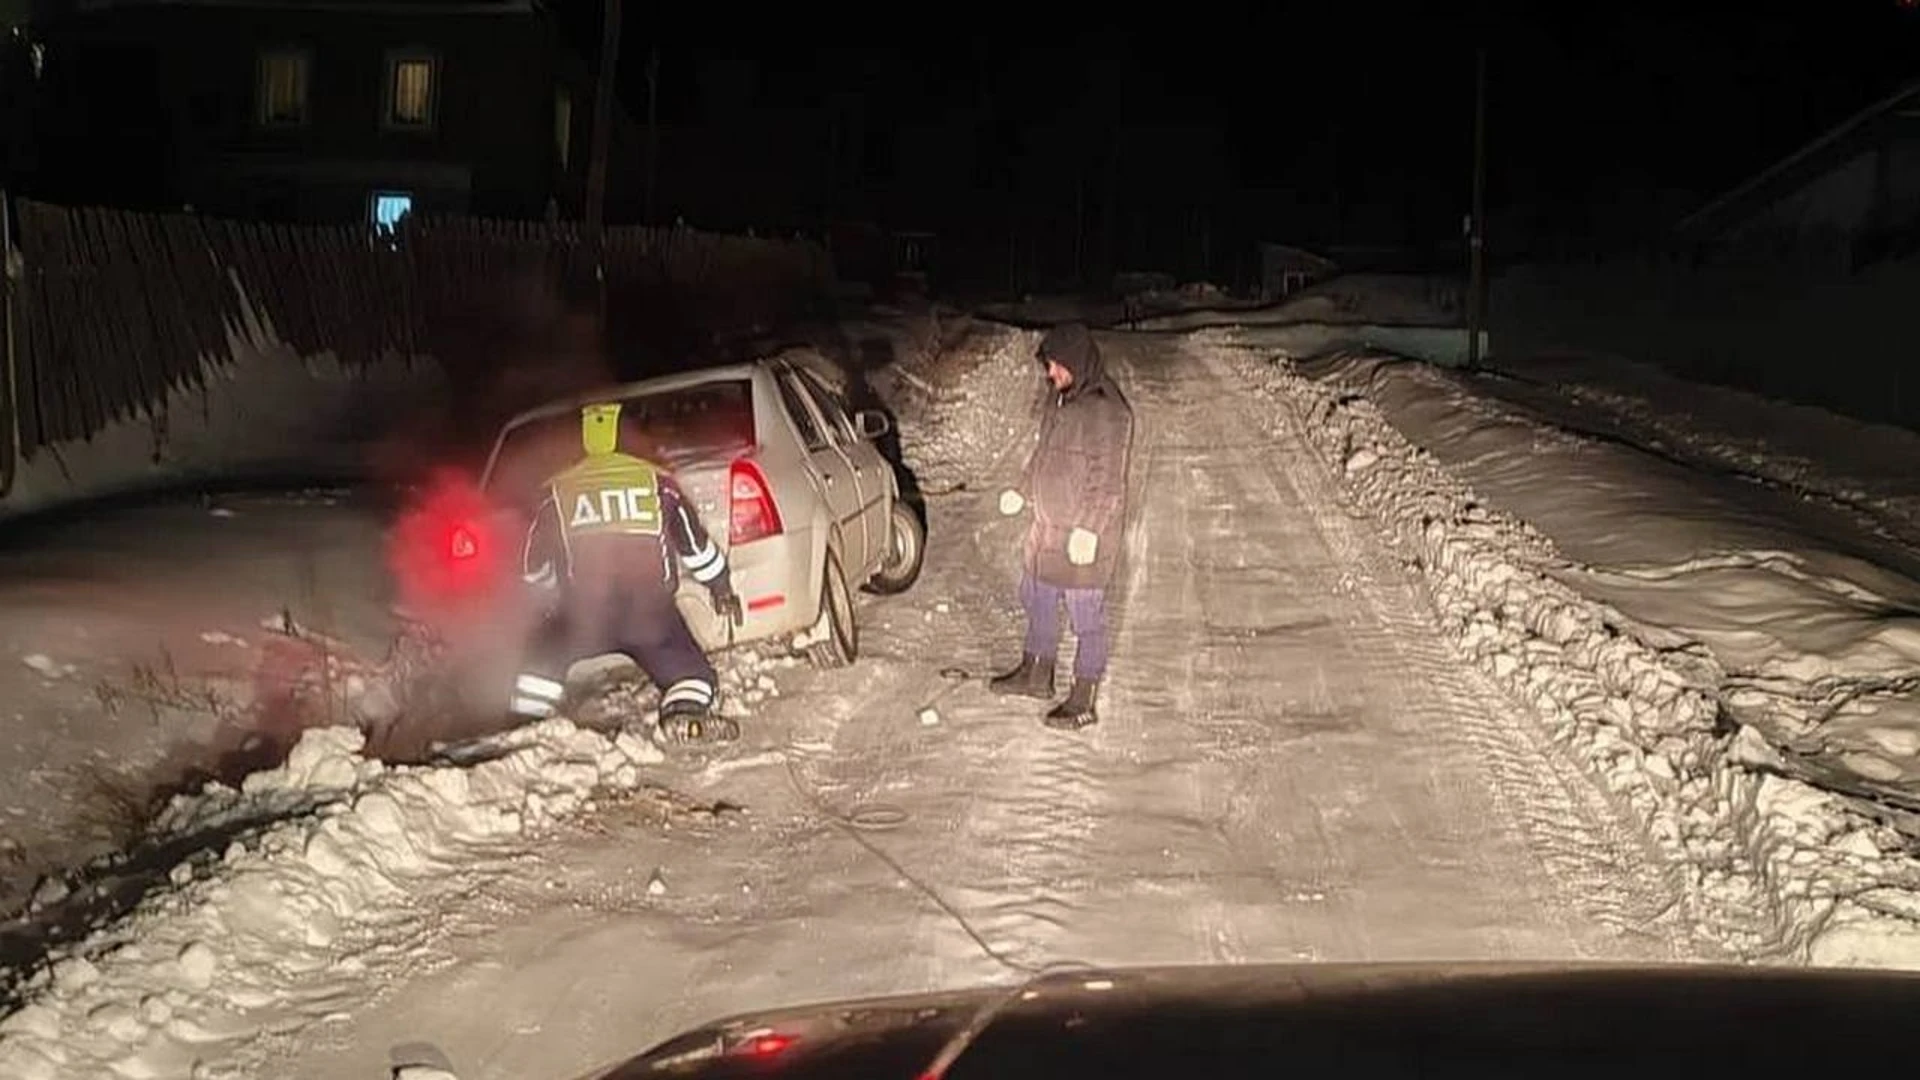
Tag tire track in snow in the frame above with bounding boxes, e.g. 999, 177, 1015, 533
1194, 340, 1701, 955
1097, 379, 1254, 967
940, 380, 1111, 969
965, 729, 1102, 958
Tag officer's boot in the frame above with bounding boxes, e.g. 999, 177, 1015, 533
657, 697, 740, 745
989, 653, 1056, 700
1043, 678, 1099, 730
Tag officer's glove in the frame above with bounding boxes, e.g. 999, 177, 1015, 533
710, 583, 745, 627
998, 489, 1026, 516
1067, 527, 1099, 567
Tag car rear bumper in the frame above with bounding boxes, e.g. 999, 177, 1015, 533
674, 527, 817, 652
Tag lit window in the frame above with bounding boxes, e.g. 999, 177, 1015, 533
370, 191, 413, 234
554, 88, 572, 169
258, 49, 309, 126
386, 52, 437, 129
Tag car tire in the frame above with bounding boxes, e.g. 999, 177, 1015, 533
806, 548, 858, 669
862, 501, 926, 595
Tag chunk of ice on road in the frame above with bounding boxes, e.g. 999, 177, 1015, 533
21, 654, 73, 679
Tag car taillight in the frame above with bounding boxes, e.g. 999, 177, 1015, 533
449, 523, 479, 561
729, 458, 783, 545
744, 1033, 795, 1057
388, 471, 504, 620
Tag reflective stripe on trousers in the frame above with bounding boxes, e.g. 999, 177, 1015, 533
509, 671, 566, 718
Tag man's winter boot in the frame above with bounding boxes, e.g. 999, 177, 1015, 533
989, 654, 1056, 700
1043, 678, 1099, 730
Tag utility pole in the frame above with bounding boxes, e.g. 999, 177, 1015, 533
1, 189, 16, 498
583, 0, 623, 321
1073, 170, 1085, 286
1466, 45, 1488, 372
643, 45, 660, 225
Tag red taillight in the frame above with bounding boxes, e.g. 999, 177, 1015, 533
387, 471, 504, 620
729, 458, 783, 545
744, 1034, 795, 1057
449, 524, 479, 561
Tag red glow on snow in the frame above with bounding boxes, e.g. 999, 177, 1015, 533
388, 471, 507, 620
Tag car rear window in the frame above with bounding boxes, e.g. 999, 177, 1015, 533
485, 380, 756, 506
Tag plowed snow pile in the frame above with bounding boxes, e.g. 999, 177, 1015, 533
1283, 351, 1920, 809
0, 639, 791, 1080
870, 322, 1042, 490
1199, 329, 1920, 967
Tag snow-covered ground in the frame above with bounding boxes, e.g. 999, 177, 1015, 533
1134, 273, 1463, 332
1489, 350, 1920, 552
0, 284, 447, 917
0, 318, 1751, 1080
0, 488, 402, 922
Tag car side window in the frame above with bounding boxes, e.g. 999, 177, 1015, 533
774, 370, 832, 451
796, 369, 857, 440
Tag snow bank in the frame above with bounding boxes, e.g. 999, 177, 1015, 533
1135, 272, 1463, 333
0, 339, 443, 522
1288, 350, 1920, 813
1502, 352, 1920, 552
873, 320, 1041, 489
0, 639, 789, 1080
0, 721, 655, 1080
1203, 330, 1920, 968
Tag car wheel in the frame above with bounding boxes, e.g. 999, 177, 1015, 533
862, 501, 926, 595
806, 548, 858, 669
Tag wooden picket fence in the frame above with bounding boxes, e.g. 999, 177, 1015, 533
0, 198, 832, 474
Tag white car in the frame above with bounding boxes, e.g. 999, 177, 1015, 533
478, 348, 926, 667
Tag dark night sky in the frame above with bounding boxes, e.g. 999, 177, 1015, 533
557, 2, 1920, 244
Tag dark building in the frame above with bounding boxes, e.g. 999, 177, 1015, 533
1673, 79, 1920, 270
15, 0, 596, 227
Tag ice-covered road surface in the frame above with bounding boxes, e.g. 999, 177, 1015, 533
277, 333, 1709, 1080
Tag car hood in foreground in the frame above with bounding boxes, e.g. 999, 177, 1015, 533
584, 960, 1920, 1079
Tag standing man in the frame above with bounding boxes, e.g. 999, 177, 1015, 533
509, 400, 745, 745
990, 322, 1134, 729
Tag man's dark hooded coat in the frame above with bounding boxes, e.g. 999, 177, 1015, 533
1022, 323, 1135, 589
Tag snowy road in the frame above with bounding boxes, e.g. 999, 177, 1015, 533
273, 333, 1710, 1079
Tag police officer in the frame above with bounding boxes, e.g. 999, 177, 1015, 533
508, 401, 744, 744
